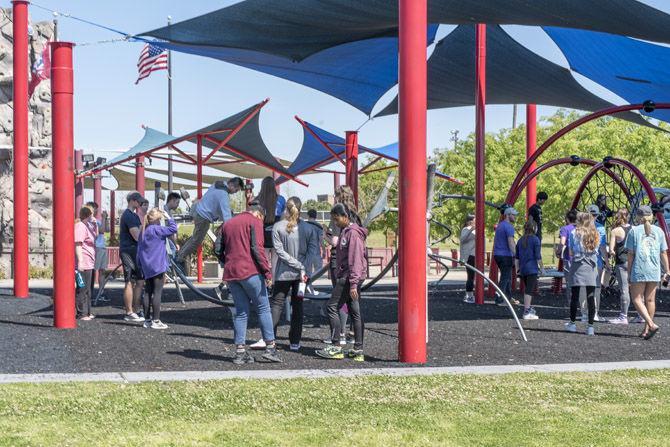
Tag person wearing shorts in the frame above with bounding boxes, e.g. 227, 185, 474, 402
86, 201, 109, 302
119, 191, 145, 322
515, 219, 544, 320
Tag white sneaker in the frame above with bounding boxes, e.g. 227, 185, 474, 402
150, 320, 168, 330
586, 325, 595, 336
289, 344, 300, 351
463, 294, 475, 304
631, 315, 645, 324
565, 322, 577, 333
593, 314, 607, 323
580, 314, 588, 323
323, 338, 333, 344
250, 339, 267, 350
609, 315, 629, 325
143, 320, 152, 329
124, 312, 145, 322
522, 309, 539, 320
339, 334, 347, 345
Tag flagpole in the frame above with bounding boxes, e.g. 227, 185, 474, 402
167, 16, 173, 193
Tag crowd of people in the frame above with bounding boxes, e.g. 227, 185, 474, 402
73, 176, 368, 363
461, 191, 669, 338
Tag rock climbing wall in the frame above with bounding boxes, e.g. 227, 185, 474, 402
0, 8, 55, 276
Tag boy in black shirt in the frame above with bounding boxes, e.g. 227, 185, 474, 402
528, 191, 548, 241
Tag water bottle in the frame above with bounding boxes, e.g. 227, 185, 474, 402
75, 270, 85, 289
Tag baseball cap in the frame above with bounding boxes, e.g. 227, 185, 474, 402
636, 205, 653, 217
587, 204, 600, 215
503, 207, 519, 216
126, 191, 144, 203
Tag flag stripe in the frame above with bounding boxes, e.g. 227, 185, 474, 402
135, 43, 168, 84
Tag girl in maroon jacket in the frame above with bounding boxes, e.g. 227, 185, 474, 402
317, 203, 368, 361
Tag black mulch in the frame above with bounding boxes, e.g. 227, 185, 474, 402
0, 283, 668, 374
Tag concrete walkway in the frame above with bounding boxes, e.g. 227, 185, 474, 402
1, 360, 668, 384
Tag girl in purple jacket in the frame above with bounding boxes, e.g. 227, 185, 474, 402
137, 208, 178, 330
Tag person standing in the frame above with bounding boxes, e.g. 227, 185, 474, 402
608, 208, 632, 325
559, 209, 578, 306
317, 204, 368, 361
516, 219, 545, 319
305, 209, 324, 295
493, 207, 519, 306
460, 214, 476, 303
595, 194, 614, 226
565, 212, 600, 336
269, 197, 320, 351
528, 191, 548, 241
74, 206, 97, 320
86, 201, 109, 303
219, 202, 281, 364
625, 205, 670, 340
176, 177, 244, 267
588, 204, 609, 322
119, 192, 145, 322
137, 208, 178, 330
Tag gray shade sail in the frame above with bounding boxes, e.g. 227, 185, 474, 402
377, 25, 656, 129
140, 0, 670, 62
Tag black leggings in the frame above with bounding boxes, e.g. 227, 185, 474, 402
465, 255, 476, 292
327, 279, 364, 350
571, 286, 595, 325
143, 273, 165, 322
270, 279, 304, 345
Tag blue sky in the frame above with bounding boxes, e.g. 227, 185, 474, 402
21, 0, 670, 205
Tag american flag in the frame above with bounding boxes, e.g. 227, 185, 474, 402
135, 43, 168, 84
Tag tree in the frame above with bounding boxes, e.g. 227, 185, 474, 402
303, 199, 331, 212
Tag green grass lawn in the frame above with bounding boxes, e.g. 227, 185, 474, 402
1, 369, 669, 446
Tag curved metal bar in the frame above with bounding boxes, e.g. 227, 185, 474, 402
505, 102, 670, 205
430, 253, 528, 342
437, 194, 501, 210
169, 259, 235, 307
509, 158, 597, 205
93, 263, 123, 306
361, 251, 399, 291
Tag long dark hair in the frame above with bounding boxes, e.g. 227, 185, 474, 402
334, 185, 362, 226
255, 176, 277, 225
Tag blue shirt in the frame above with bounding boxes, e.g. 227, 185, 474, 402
595, 222, 607, 268
196, 184, 232, 223
515, 235, 541, 276
493, 220, 515, 257
559, 224, 575, 261
275, 195, 286, 219
625, 224, 668, 283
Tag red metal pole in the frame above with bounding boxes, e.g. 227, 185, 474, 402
525, 104, 537, 211
398, 0, 427, 364
12, 0, 29, 298
135, 156, 145, 195
196, 135, 203, 283
334, 173, 341, 193
109, 189, 116, 241
474, 24, 487, 305
345, 131, 359, 207
74, 149, 84, 215
93, 175, 102, 220
51, 41, 76, 328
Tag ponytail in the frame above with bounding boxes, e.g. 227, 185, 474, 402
286, 196, 301, 233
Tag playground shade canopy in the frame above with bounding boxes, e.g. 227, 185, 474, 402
280, 120, 462, 184
545, 27, 670, 124
140, 0, 670, 62
81, 101, 295, 180
376, 25, 658, 128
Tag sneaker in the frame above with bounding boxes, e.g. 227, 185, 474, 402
580, 314, 588, 323
565, 322, 577, 333
522, 308, 539, 320
593, 314, 607, 323
232, 350, 255, 365
250, 339, 267, 350
609, 315, 629, 325
323, 338, 333, 344
261, 346, 282, 363
463, 294, 475, 304
88, 314, 96, 319
316, 345, 344, 359
289, 344, 301, 351
346, 349, 365, 362
150, 320, 168, 330
124, 312, 145, 322
143, 320, 152, 329
631, 315, 645, 324
586, 325, 595, 336
100, 295, 111, 302
137, 310, 145, 319
79, 315, 94, 321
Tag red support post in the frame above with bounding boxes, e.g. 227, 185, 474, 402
74, 149, 84, 215
345, 131, 359, 207
196, 135, 203, 284
135, 156, 145, 195
398, 0, 427, 364
51, 41, 76, 328
525, 104, 537, 211
12, 0, 29, 298
93, 175, 102, 220
334, 173, 341, 192
109, 189, 116, 241
474, 24, 487, 305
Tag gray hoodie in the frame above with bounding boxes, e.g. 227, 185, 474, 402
272, 219, 320, 281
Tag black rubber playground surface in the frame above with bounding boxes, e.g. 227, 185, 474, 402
1, 282, 669, 374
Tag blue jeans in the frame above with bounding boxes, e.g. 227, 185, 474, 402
494, 255, 514, 299
228, 275, 275, 346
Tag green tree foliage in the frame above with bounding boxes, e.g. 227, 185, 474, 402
303, 199, 332, 212
433, 110, 670, 239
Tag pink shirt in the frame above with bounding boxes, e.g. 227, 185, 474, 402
74, 219, 97, 271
